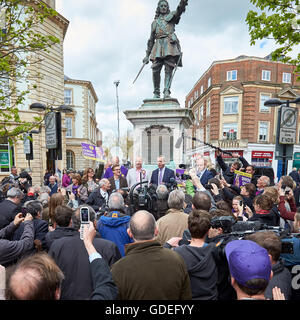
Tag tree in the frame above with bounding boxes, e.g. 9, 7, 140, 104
246, 0, 300, 76
0, 0, 60, 142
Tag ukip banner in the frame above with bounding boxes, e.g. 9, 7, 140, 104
81, 143, 106, 162
233, 170, 252, 188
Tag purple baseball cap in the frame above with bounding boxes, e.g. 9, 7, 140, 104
225, 240, 272, 288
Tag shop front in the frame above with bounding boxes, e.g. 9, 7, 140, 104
251, 151, 273, 167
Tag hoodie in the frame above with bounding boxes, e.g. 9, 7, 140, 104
174, 243, 218, 300
97, 213, 133, 257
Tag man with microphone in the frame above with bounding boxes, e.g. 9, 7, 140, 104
126, 156, 150, 189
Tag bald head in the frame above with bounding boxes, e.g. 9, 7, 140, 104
129, 210, 157, 241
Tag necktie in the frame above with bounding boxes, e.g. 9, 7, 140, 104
158, 169, 163, 185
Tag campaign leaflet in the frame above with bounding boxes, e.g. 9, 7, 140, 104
234, 170, 252, 188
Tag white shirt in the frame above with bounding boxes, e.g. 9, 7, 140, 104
126, 167, 149, 188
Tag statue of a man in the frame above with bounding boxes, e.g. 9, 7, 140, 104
143, 0, 188, 99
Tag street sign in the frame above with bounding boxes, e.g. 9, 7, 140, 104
23, 134, 31, 154
45, 112, 57, 149
279, 105, 298, 144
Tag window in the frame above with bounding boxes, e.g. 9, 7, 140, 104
206, 124, 210, 143
194, 109, 199, 125
206, 98, 210, 117
224, 96, 238, 114
194, 90, 199, 100
0, 8, 6, 42
65, 117, 72, 137
282, 72, 291, 83
200, 85, 204, 95
259, 122, 269, 142
188, 100, 191, 108
200, 105, 203, 121
66, 150, 75, 170
207, 77, 211, 88
64, 89, 72, 105
260, 93, 271, 112
222, 123, 238, 140
262, 70, 271, 81
0, 137, 14, 173
227, 70, 237, 81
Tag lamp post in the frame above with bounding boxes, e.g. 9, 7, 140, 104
29, 103, 73, 173
264, 97, 300, 178
114, 80, 120, 157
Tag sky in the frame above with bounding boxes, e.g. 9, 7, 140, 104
56, 0, 281, 145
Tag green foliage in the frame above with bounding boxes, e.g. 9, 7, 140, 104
246, 0, 300, 77
0, 0, 60, 142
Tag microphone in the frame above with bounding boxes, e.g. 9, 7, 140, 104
175, 136, 183, 149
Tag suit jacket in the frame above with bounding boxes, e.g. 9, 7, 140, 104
150, 167, 175, 186
198, 169, 214, 186
86, 188, 110, 212
0, 199, 21, 230
108, 176, 128, 192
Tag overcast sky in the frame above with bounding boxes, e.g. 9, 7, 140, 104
56, 0, 282, 143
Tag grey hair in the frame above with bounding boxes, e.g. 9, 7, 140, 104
72, 205, 96, 230
99, 178, 108, 188
37, 192, 50, 207
108, 192, 124, 211
129, 210, 156, 241
7, 187, 24, 199
156, 184, 169, 200
167, 189, 185, 210
39, 186, 51, 194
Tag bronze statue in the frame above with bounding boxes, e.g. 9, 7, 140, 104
143, 0, 188, 99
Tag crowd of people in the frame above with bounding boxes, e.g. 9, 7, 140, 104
0, 152, 299, 301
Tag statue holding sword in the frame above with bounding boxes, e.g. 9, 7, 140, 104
133, 0, 188, 99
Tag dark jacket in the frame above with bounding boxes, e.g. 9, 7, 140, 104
198, 169, 214, 186
86, 188, 109, 213
265, 259, 292, 300
150, 167, 175, 186
0, 220, 34, 267
216, 155, 249, 184
108, 176, 128, 192
90, 258, 118, 300
0, 199, 21, 230
97, 211, 133, 257
111, 240, 192, 300
48, 231, 121, 300
174, 244, 218, 300
13, 218, 49, 251
44, 226, 77, 251
248, 209, 279, 226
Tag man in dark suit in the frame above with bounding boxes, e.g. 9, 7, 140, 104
0, 187, 23, 230
150, 156, 175, 186
195, 156, 214, 186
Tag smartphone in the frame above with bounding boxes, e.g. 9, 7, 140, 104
239, 200, 243, 207
80, 207, 90, 240
21, 207, 28, 218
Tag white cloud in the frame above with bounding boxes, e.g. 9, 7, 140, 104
58, 0, 285, 142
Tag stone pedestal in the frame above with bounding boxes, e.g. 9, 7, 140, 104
124, 98, 194, 171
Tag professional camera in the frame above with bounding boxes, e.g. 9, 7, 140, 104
166, 177, 178, 191
128, 181, 157, 215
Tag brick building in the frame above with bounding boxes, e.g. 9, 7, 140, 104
185, 55, 300, 179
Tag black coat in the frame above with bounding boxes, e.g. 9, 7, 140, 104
0, 199, 21, 230
86, 188, 109, 213
48, 231, 121, 300
45, 226, 77, 251
13, 218, 49, 251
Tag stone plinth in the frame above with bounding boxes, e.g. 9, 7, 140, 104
124, 98, 194, 170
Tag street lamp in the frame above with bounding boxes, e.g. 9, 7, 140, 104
29, 102, 73, 173
114, 80, 120, 157
264, 96, 300, 178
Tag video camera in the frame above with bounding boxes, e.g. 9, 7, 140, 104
165, 177, 178, 191
128, 180, 157, 215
